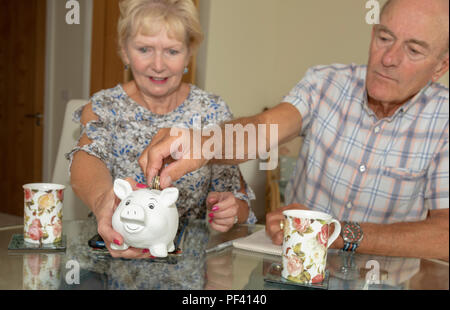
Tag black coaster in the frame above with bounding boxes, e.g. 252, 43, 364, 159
264, 263, 330, 290
8, 234, 67, 254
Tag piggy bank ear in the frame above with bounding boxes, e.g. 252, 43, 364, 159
113, 179, 133, 200
160, 187, 179, 207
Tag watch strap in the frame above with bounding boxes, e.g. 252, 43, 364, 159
343, 241, 359, 252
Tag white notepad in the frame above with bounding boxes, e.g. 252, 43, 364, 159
232, 229, 282, 256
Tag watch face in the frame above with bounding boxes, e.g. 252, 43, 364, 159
342, 222, 363, 243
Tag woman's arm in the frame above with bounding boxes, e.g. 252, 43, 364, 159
69, 103, 149, 259
70, 103, 113, 215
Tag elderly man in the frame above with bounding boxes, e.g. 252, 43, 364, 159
139, 0, 449, 260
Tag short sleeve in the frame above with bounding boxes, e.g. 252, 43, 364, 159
203, 96, 234, 126
282, 67, 323, 134
425, 139, 449, 210
65, 90, 116, 175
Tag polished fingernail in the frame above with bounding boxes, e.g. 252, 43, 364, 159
212, 206, 219, 212
208, 212, 214, 218
142, 249, 149, 254
208, 219, 212, 223
136, 183, 148, 189
113, 239, 121, 246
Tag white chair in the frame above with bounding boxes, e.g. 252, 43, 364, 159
52, 99, 91, 220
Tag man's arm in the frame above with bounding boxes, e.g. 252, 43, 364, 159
211, 102, 303, 164
331, 209, 449, 261
267, 205, 449, 260
139, 102, 303, 187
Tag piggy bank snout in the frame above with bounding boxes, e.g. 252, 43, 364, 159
120, 204, 145, 221
120, 204, 146, 234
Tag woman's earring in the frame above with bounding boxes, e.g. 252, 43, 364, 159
124, 64, 130, 70
183, 67, 189, 74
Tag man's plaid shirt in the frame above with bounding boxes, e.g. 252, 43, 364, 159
284, 64, 449, 223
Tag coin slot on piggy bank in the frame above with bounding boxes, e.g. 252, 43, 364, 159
111, 179, 179, 258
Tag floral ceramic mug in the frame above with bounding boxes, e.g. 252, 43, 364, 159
281, 210, 341, 284
23, 183, 65, 244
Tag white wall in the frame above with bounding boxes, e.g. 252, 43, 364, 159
197, 0, 449, 222
43, 0, 92, 181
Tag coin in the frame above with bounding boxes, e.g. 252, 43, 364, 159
151, 176, 161, 190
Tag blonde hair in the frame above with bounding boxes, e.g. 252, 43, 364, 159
118, 0, 203, 58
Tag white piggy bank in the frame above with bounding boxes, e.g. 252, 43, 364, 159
110, 179, 179, 257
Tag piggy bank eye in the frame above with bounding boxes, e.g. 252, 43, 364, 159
125, 200, 131, 206
148, 203, 155, 210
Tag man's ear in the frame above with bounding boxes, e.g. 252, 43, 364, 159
113, 179, 133, 200
432, 52, 449, 82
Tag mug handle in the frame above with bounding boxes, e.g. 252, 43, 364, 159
327, 219, 341, 249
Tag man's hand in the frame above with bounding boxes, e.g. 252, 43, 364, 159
138, 128, 209, 188
265, 204, 309, 245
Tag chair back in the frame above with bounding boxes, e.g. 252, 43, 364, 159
51, 100, 90, 220
265, 136, 303, 214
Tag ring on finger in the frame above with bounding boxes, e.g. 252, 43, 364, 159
279, 220, 285, 231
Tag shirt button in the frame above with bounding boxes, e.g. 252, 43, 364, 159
374, 126, 381, 133
359, 165, 366, 173
346, 202, 353, 209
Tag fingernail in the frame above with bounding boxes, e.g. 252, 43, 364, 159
113, 239, 121, 246
208, 219, 212, 223
212, 206, 219, 212
136, 183, 148, 189
208, 212, 214, 218
142, 249, 149, 254
162, 176, 172, 188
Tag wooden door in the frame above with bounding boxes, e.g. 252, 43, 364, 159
0, 0, 46, 216
90, 0, 198, 95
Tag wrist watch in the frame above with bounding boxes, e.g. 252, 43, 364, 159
341, 221, 363, 252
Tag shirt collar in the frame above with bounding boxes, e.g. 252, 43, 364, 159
360, 69, 432, 121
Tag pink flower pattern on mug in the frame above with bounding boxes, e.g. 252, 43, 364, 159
25, 189, 34, 201
282, 214, 336, 284
52, 217, 63, 239
292, 218, 313, 234
317, 224, 329, 247
311, 273, 324, 284
28, 219, 44, 241
286, 255, 304, 277
57, 189, 64, 202
24, 186, 64, 245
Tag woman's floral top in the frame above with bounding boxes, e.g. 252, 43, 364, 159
67, 84, 257, 224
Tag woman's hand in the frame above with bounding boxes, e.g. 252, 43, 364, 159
94, 178, 155, 259
265, 204, 309, 245
206, 192, 247, 233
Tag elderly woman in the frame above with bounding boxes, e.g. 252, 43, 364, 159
69, 0, 256, 259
